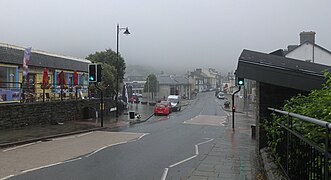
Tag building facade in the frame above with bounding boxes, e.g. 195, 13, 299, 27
0, 43, 91, 103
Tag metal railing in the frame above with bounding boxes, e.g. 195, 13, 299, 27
0, 82, 89, 103
268, 108, 331, 180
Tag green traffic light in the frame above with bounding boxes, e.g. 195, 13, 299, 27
237, 77, 244, 86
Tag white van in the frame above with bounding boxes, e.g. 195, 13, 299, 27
167, 95, 182, 111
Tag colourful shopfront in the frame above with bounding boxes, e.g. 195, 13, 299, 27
0, 64, 21, 103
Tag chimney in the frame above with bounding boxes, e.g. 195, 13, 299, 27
287, 45, 299, 52
300, 31, 315, 44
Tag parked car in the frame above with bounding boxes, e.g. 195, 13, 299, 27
160, 100, 172, 113
167, 95, 182, 111
217, 92, 225, 99
154, 101, 172, 115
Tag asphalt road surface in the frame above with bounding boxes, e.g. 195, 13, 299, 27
4, 92, 230, 180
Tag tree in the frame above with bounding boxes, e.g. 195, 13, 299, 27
266, 71, 331, 156
144, 74, 158, 100
86, 49, 126, 97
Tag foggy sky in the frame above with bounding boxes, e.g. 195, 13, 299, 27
1, 0, 331, 74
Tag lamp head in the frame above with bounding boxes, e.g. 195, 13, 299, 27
123, 27, 130, 35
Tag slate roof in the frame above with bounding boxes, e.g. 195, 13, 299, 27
173, 76, 189, 85
0, 43, 90, 72
126, 82, 144, 88
236, 49, 331, 91
158, 75, 177, 85
157, 75, 189, 85
124, 76, 146, 82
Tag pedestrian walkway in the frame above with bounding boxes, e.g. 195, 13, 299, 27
187, 112, 257, 180
0, 103, 154, 147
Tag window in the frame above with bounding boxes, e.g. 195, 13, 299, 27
0, 66, 18, 88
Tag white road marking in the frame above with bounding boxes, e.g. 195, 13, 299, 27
85, 133, 149, 157
184, 115, 227, 126
85, 142, 127, 158
0, 175, 14, 180
169, 155, 197, 168
21, 162, 63, 174
21, 157, 82, 174
161, 138, 214, 180
2, 141, 42, 152
161, 168, 169, 180
53, 131, 97, 140
1, 131, 148, 180
137, 133, 149, 140
77, 131, 94, 137
51, 136, 76, 141
61, 157, 82, 164
184, 121, 225, 126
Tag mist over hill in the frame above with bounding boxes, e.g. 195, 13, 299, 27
125, 63, 229, 78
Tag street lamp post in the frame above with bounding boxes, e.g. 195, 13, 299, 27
116, 24, 130, 118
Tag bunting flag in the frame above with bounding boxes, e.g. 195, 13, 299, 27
122, 84, 128, 104
22, 47, 32, 77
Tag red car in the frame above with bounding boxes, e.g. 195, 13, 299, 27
154, 101, 172, 115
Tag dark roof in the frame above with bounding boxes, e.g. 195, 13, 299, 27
124, 76, 146, 82
173, 76, 188, 84
158, 75, 177, 85
269, 49, 285, 56
236, 49, 331, 91
126, 82, 144, 88
158, 75, 189, 85
0, 43, 90, 72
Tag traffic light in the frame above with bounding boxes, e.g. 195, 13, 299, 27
88, 64, 97, 82
236, 77, 245, 86
97, 64, 102, 82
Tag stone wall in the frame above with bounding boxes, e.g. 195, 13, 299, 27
0, 98, 117, 129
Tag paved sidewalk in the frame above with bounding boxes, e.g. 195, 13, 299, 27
187, 112, 257, 180
0, 103, 154, 148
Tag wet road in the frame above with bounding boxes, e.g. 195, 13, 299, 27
10, 92, 229, 180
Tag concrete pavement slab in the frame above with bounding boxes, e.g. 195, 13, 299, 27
188, 111, 257, 179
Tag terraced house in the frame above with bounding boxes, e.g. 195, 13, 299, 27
0, 43, 91, 103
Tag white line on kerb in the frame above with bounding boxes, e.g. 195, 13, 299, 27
161, 138, 214, 180
77, 131, 93, 137
169, 155, 197, 168
138, 133, 149, 140
0, 174, 14, 180
21, 162, 63, 174
161, 168, 169, 180
85, 133, 149, 158
2, 141, 42, 152
21, 157, 82, 174
85, 142, 128, 158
